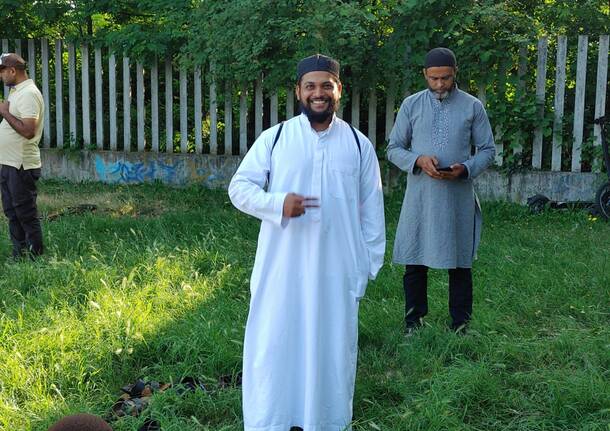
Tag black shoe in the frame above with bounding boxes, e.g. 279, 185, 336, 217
405, 319, 423, 337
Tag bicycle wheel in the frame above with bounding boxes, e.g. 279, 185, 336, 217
595, 181, 610, 220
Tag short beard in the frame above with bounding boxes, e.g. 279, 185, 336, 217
299, 98, 337, 124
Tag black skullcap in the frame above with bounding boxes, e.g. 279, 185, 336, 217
424, 47, 457, 68
297, 54, 340, 81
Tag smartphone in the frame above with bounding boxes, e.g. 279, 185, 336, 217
436, 166, 453, 172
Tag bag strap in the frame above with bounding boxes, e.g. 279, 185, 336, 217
267, 122, 285, 187
348, 123, 361, 155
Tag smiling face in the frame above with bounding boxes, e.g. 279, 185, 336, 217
295, 71, 342, 125
423, 66, 456, 100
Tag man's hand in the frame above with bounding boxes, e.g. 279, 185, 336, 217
415, 155, 443, 179
283, 193, 320, 218
0, 101, 9, 117
438, 163, 467, 181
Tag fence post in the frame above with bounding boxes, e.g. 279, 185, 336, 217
351, 88, 360, 129
368, 87, 377, 146
68, 43, 77, 148
255, 77, 263, 139
165, 58, 173, 153
109, 52, 117, 151
151, 59, 159, 153
285, 88, 294, 120
209, 64, 218, 155
384, 85, 396, 142
532, 36, 548, 170
95, 47, 104, 150
41, 39, 51, 148
123, 55, 131, 152
593, 35, 609, 173
137, 62, 145, 152
270, 91, 278, 127
81, 44, 91, 147
224, 81, 233, 155
54, 40, 63, 149
180, 66, 188, 153
239, 83, 248, 155
194, 65, 203, 154
552, 36, 567, 172
571, 35, 588, 172
2, 39, 8, 99
27, 39, 36, 83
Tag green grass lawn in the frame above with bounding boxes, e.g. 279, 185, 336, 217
0, 180, 609, 431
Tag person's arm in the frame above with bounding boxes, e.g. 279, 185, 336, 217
359, 136, 386, 280
0, 101, 37, 139
228, 126, 289, 227
460, 101, 496, 179
386, 99, 422, 174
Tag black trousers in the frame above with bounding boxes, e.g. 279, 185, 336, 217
0, 165, 43, 257
403, 265, 472, 326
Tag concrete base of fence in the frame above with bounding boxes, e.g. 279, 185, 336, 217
41, 149, 606, 204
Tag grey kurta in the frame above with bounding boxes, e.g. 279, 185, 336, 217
387, 87, 495, 269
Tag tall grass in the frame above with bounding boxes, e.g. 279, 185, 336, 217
0, 181, 608, 430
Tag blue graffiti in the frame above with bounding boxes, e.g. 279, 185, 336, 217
95, 156, 183, 184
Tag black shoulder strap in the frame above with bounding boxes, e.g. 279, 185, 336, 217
271, 121, 285, 155
348, 123, 361, 155
266, 122, 284, 187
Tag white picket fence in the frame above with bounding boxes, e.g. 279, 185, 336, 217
1, 36, 608, 173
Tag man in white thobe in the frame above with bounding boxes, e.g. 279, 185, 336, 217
229, 54, 385, 431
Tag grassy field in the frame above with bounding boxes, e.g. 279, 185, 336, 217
0, 180, 608, 431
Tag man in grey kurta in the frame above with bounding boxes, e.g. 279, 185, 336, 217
386, 47, 495, 334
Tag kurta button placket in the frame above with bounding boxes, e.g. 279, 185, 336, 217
310, 136, 324, 222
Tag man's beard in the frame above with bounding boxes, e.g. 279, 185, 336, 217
429, 88, 449, 101
299, 97, 337, 124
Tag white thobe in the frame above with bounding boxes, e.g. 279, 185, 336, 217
229, 113, 385, 431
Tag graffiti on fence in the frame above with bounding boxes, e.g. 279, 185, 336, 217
95, 155, 183, 184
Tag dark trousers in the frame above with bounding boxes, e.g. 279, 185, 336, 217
0, 165, 43, 257
404, 265, 472, 326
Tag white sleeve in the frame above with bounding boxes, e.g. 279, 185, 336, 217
358, 135, 386, 280
228, 127, 288, 227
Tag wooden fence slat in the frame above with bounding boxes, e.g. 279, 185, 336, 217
285, 88, 294, 120
81, 44, 91, 147
68, 43, 77, 147
151, 59, 159, 152
108, 53, 117, 150
239, 83, 248, 155
123, 56, 131, 152
95, 47, 104, 150
351, 89, 360, 130
54, 40, 63, 149
255, 77, 263, 138
270, 91, 278, 127
2, 39, 9, 99
224, 82, 233, 155
477, 83, 486, 106
180, 67, 188, 153
137, 62, 145, 152
552, 36, 567, 171
593, 35, 609, 172
165, 58, 173, 153
194, 66, 203, 153
532, 36, 548, 169
14, 39, 21, 57
209, 73, 218, 155
494, 62, 508, 166
368, 88, 377, 146
571, 35, 588, 172
41, 39, 51, 148
384, 86, 396, 142
27, 39, 36, 83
